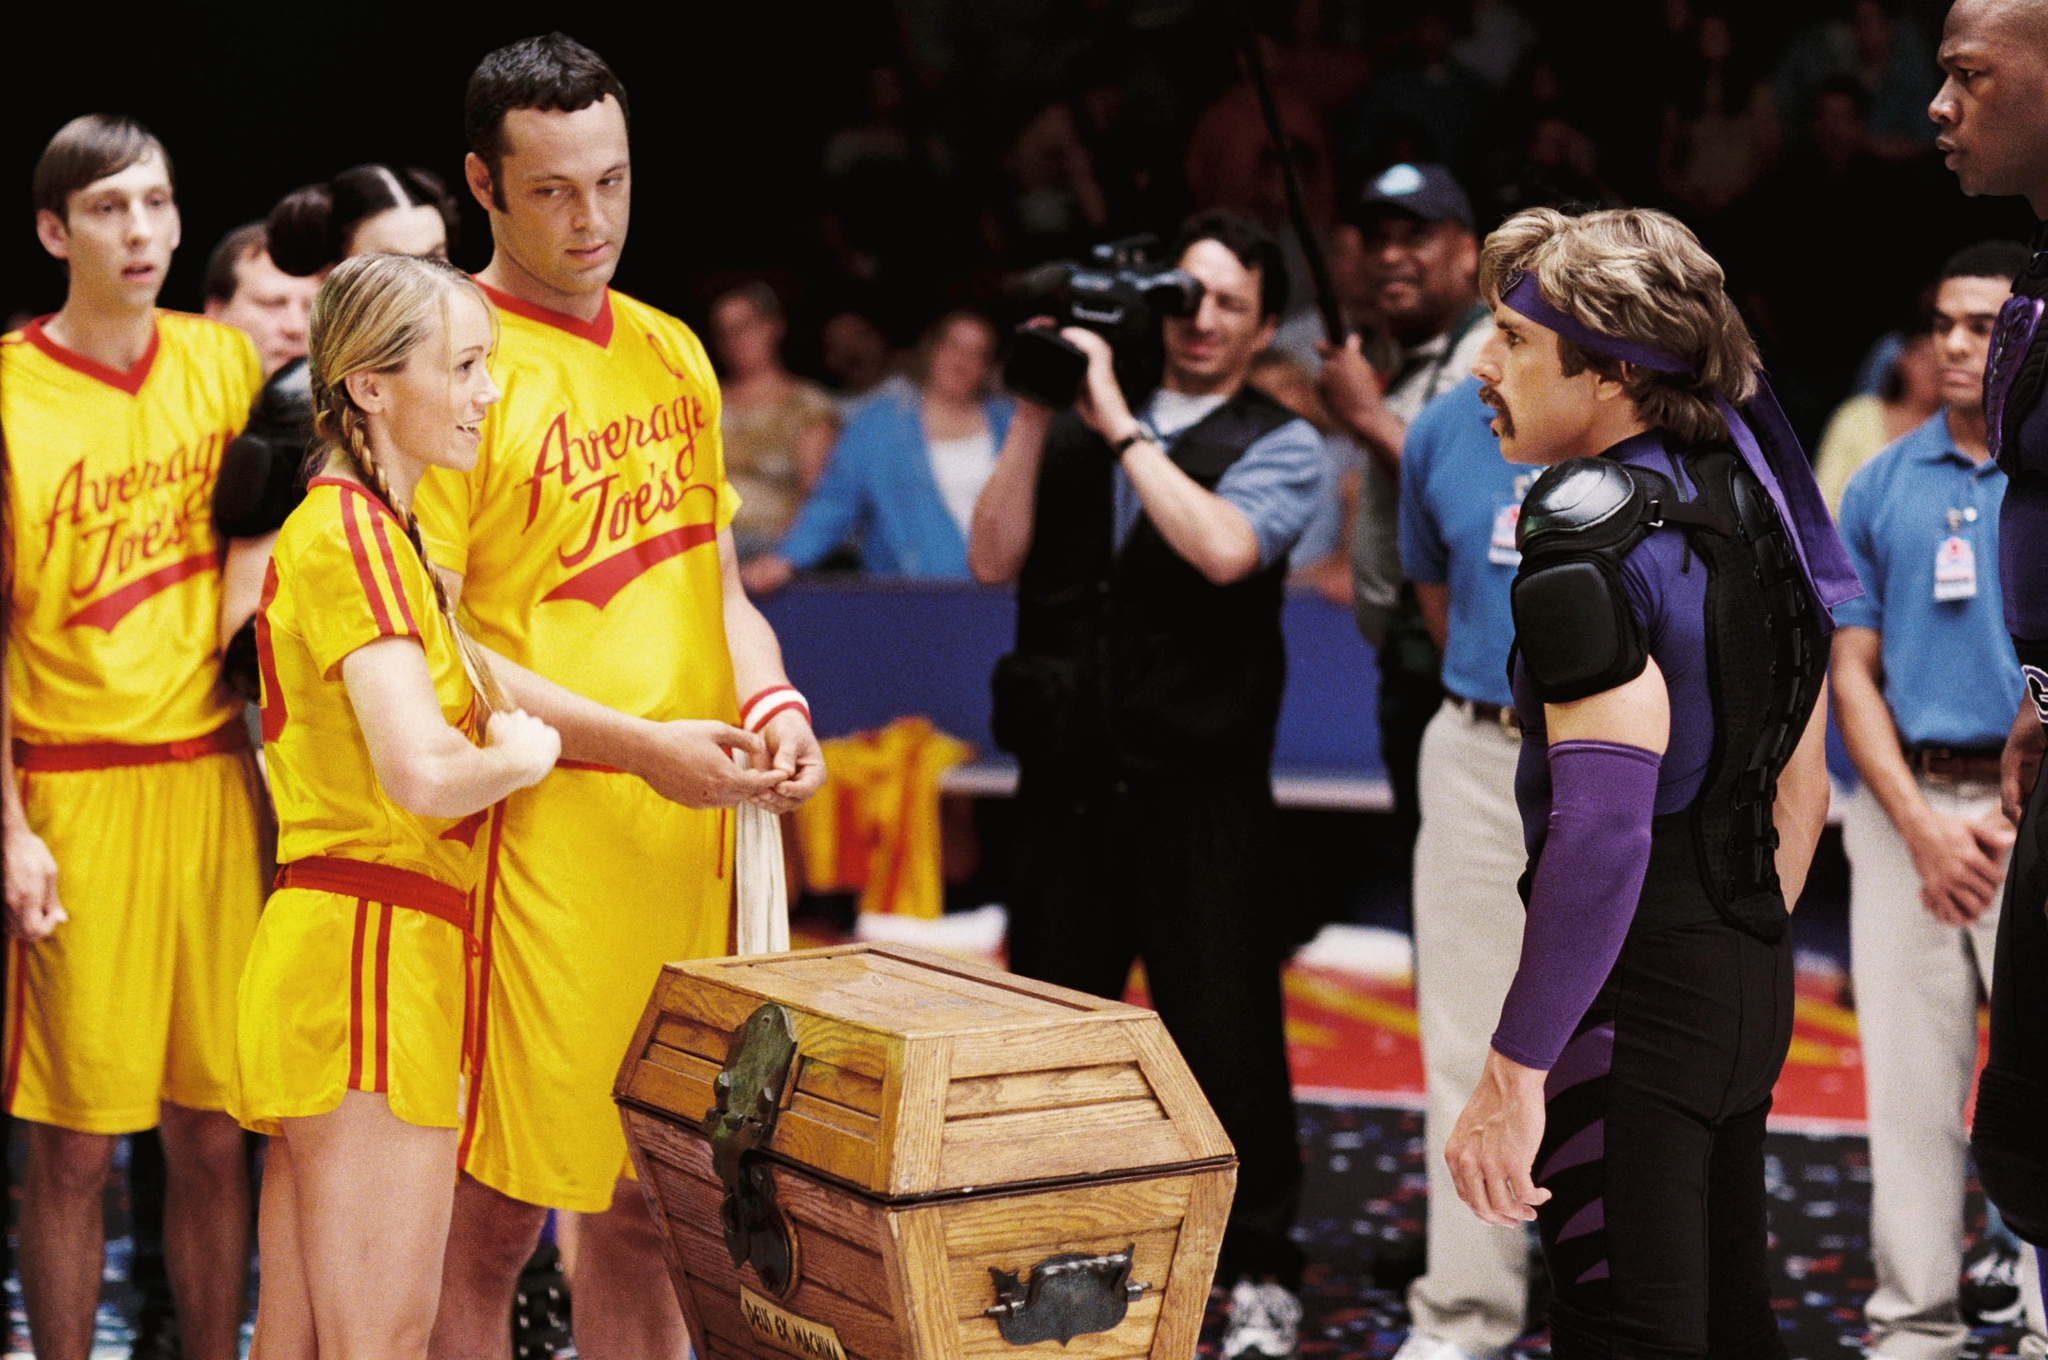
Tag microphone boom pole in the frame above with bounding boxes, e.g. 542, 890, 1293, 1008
1239, 16, 1346, 345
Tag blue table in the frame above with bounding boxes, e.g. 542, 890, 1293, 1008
756, 579, 1389, 808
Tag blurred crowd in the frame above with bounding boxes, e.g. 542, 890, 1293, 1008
646, 0, 2035, 595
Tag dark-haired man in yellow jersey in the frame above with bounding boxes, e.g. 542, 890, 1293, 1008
415, 34, 826, 1360
1, 114, 262, 1360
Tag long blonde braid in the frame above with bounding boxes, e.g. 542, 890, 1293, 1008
308, 253, 512, 718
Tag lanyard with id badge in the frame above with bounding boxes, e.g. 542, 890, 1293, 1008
1934, 506, 1979, 602
1491, 473, 1535, 566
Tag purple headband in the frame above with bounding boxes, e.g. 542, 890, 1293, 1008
1499, 271, 1694, 374
1496, 270, 1863, 618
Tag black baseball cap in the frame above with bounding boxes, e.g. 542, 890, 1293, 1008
1350, 162, 1474, 231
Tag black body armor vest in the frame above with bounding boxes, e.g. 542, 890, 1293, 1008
1989, 226, 2048, 478
1512, 444, 1828, 943
991, 389, 1299, 777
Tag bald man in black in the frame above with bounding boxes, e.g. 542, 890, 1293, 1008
1934, 0, 2048, 1278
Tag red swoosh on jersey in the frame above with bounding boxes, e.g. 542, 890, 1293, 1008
540, 522, 718, 608
62, 551, 214, 631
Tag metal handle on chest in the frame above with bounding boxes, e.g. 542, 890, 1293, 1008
985, 1245, 1150, 1346
701, 1002, 800, 1296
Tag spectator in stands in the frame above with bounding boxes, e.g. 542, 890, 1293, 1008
821, 308, 911, 416
983, 99, 1110, 267
1813, 315, 1943, 514
1391, 371, 1543, 1360
1737, 76, 1925, 439
969, 210, 1325, 1360
1315, 163, 1491, 876
741, 311, 1009, 594
1271, 0, 1376, 116
1774, 0, 1938, 162
1830, 240, 2043, 1360
1184, 43, 1338, 316
1658, 12, 1780, 220
1474, 49, 1618, 217
1339, 6, 1490, 182
710, 283, 840, 559
1450, 0, 1538, 90
819, 63, 952, 306
201, 222, 318, 379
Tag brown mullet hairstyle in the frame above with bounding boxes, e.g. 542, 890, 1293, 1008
305, 253, 511, 715
1477, 207, 1761, 445
464, 33, 629, 210
32, 114, 171, 220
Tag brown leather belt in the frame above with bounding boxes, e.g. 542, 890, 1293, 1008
1902, 744, 2002, 785
1449, 695, 1520, 735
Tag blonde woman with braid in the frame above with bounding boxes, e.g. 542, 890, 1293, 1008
230, 252, 558, 1360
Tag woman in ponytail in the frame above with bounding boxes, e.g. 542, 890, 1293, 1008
230, 252, 558, 1359
216, 165, 463, 697
266, 164, 459, 277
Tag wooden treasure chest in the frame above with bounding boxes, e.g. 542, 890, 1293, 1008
615, 942, 1238, 1360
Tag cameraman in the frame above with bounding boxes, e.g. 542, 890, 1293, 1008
970, 210, 1326, 1360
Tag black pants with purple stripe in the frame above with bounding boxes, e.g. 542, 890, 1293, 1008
1535, 918, 1796, 1360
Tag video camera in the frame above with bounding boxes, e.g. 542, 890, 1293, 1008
1002, 236, 1204, 409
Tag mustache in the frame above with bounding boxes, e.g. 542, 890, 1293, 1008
1479, 384, 1515, 436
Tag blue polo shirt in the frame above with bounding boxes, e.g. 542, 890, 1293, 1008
1398, 378, 1540, 709
1834, 410, 2021, 747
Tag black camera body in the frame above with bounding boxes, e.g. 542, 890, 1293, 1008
1003, 236, 1204, 409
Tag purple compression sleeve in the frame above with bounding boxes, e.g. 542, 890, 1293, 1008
1492, 739, 1661, 1071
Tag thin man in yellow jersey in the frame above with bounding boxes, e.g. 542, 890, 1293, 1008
0, 116, 261, 1360
415, 35, 826, 1360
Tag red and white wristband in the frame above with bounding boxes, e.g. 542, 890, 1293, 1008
741, 685, 812, 735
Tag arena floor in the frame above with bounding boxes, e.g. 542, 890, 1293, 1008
2, 919, 2021, 1359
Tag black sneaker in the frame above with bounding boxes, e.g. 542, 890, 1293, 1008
1961, 1239, 2026, 1328
512, 1242, 573, 1359
129, 1305, 181, 1360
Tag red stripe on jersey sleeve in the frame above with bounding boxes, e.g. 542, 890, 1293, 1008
369, 512, 421, 636
338, 492, 398, 636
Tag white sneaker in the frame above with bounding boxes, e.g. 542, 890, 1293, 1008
1389, 1332, 1484, 1360
1221, 1278, 1303, 1359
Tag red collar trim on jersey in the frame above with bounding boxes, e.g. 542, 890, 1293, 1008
22, 315, 160, 395
307, 476, 402, 520
475, 279, 615, 347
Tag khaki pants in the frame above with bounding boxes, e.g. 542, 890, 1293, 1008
1409, 700, 1531, 1355
1844, 781, 2047, 1360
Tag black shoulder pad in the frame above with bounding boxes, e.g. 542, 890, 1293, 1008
1511, 458, 1655, 704
215, 358, 313, 539
1516, 457, 1645, 554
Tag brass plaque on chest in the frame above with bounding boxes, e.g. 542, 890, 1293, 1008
739, 1286, 847, 1360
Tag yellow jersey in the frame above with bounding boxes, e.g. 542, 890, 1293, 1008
258, 478, 484, 890
2, 312, 261, 745
414, 284, 740, 724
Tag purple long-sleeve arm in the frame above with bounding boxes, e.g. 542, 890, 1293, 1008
1491, 739, 1661, 1071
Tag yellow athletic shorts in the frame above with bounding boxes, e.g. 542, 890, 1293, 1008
231, 870, 472, 1138
462, 768, 730, 1212
5, 749, 264, 1134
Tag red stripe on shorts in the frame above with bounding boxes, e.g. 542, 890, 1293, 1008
373, 904, 393, 1094
459, 806, 506, 1169
348, 899, 370, 1089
